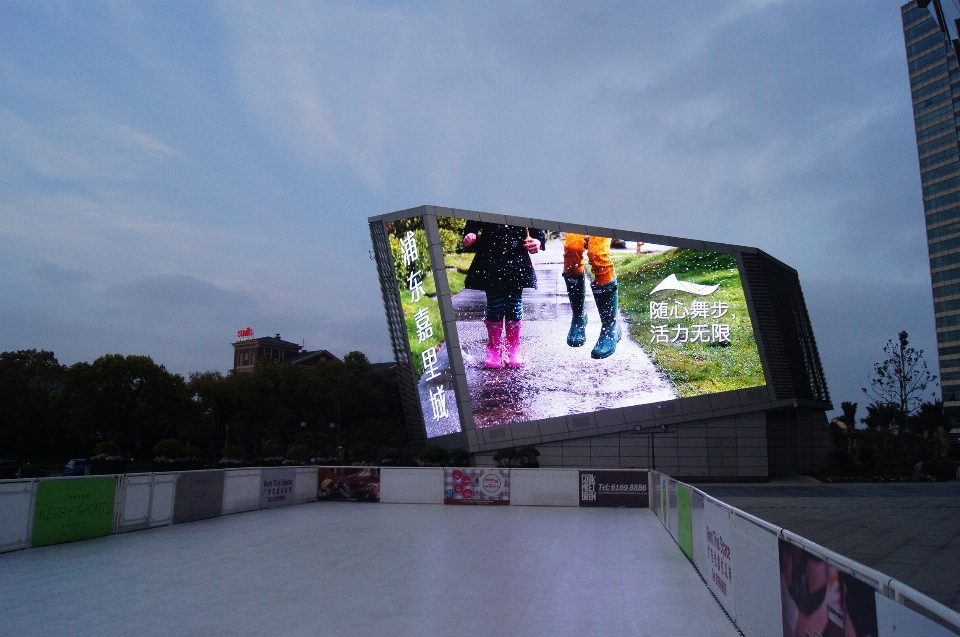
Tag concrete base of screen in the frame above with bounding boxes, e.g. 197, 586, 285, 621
466, 407, 832, 480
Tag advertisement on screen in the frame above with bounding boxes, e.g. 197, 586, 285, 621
779, 539, 878, 637
578, 470, 649, 507
439, 217, 764, 428
444, 468, 510, 505
385, 216, 462, 438
318, 467, 380, 502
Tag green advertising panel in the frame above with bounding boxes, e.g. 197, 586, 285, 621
676, 484, 692, 559
32, 478, 117, 547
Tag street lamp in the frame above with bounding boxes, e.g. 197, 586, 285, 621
631, 423, 673, 471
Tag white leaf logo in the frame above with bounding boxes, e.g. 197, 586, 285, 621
650, 274, 719, 296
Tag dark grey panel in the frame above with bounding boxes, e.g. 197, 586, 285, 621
739, 252, 830, 404
173, 470, 225, 523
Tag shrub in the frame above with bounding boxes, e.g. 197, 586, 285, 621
183, 445, 202, 459
448, 448, 470, 467
418, 445, 449, 466
286, 444, 311, 463
926, 458, 958, 480
222, 445, 247, 460
828, 450, 855, 473
153, 439, 184, 459
262, 441, 285, 458
856, 444, 876, 471
350, 443, 378, 464
93, 441, 122, 456
494, 446, 540, 468
380, 447, 405, 466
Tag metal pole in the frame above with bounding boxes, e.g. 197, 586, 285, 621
650, 431, 657, 471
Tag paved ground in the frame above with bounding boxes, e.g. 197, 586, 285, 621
451, 239, 676, 428
0, 503, 739, 637
699, 478, 960, 613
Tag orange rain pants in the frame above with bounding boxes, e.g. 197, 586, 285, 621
563, 233, 615, 286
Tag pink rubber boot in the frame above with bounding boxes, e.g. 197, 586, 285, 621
504, 320, 525, 367
483, 319, 504, 368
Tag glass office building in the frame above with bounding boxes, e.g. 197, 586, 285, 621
902, 1, 960, 419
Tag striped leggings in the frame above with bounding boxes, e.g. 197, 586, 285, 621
485, 289, 523, 322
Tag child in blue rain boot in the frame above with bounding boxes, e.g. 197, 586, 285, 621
562, 233, 620, 359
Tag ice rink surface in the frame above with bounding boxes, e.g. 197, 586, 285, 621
0, 503, 739, 637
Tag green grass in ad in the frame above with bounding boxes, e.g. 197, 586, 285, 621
617, 248, 765, 397
33, 478, 116, 547
677, 484, 692, 558
443, 252, 474, 296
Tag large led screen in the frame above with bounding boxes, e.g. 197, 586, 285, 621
385, 216, 462, 437
440, 218, 764, 428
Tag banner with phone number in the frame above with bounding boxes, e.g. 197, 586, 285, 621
579, 470, 649, 507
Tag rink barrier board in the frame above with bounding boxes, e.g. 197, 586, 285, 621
2, 467, 957, 635
648, 470, 960, 637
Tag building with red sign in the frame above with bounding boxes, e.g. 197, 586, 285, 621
231, 333, 340, 373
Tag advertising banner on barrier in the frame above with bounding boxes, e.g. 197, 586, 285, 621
173, 470, 225, 523
779, 539, 878, 637
649, 474, 660, 516
578, 470, 649, 507
660, 475, 668, 524
444, 469, 509, 505
702, 498, 736, 618
32, 478, 116, 547
318, 468, 380, 502
875, 591, 957, 637
677, 484, 692, 558
260, 467, 296, 508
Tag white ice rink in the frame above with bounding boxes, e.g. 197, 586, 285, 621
0, 503, 739, 637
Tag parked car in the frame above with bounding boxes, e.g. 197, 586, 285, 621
0, 459, 18, 479
63, 459, 90, 476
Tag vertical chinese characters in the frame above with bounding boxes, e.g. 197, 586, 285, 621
386, 218, 462, 436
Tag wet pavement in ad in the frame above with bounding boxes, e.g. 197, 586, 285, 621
451, 240, 676, 428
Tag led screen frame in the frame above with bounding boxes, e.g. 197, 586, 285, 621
370, 206, 806, 453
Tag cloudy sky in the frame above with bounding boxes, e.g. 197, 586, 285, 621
0, 1, 939, 413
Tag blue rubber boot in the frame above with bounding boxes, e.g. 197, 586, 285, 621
562, 273, 587, 347
591, 278, 621, 359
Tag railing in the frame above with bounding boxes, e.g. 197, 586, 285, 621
648, 470, 960, 637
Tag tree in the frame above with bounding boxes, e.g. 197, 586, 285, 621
57, 354, 195, 456
860, 401, 900, 467
343, 351, 371, 369
0, 350, 66, 459
913, 400, 951, 459
838, 402, 858, 428
862, 331, 937, 437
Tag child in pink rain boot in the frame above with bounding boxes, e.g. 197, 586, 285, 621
461, 221, 546, 368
